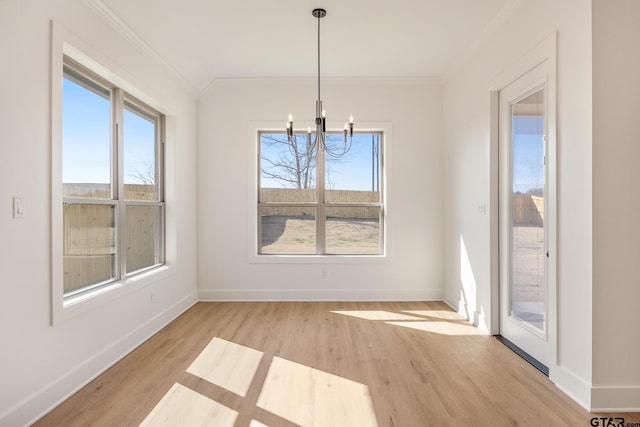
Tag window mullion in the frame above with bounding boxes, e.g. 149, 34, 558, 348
113, 88, 126, 279
316, 144, 326, 254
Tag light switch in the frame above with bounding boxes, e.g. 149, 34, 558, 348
13, 197, 24, 219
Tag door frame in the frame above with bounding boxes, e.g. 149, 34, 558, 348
489, 32, 557, 371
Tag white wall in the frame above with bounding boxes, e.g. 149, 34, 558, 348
592, 0, 640, 411
0, 1, 198, 425
197, 79, 443, 301
442, 0, 595, 408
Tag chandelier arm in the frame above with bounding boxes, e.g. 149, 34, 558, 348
288, 134, 317, 159
324, 136, 353, 158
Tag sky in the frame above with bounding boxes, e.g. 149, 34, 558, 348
260, 117, 543, 195
260, 132, 381, 191
512, 116, 545, 194
64, 74, 541, 195
62, 76, 156, 185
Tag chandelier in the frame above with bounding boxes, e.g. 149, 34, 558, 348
286, 8, 354, 158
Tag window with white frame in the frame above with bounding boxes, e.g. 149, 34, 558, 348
61, 56, 165, 298
258, 131, 384, 255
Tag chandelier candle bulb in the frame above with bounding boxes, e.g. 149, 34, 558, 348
286, 117, 293, 141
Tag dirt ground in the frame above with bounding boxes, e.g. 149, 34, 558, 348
511, 225, 545, 328
261, 216, 380, 254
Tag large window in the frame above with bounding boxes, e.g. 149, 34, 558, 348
62, 57, 165, 298
258, 131, 383, 255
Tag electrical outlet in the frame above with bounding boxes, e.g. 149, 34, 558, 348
322, 268, 329, 279
150, 291, 156, 304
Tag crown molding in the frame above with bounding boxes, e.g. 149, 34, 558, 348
83, 0, 198, 98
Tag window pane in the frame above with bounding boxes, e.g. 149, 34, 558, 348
260, 206, 316, 254
510, 89, 545, 331
63, 204, 116, 294
126, 205, 163, 273
63, 72, 111, 198
325, 133, 381, 203
325, 206, 381, 254
124, 101, 158, 201
260, 133, 317, 202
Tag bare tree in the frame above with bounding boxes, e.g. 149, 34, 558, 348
261, 134, 316, 189
261, 134, 347, 189
128, 163, 155, 185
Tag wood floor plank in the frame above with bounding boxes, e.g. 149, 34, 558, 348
33, 302, 640, 427
139, 383, 238, 427
186, 337, 263, 397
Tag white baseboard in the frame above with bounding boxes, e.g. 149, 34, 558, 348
443, 295, 474, 321
550, 365, 592, 411
0, 292, 197, 427
442, 293, 460, 314
198, 288, 442, 302
590, 386, 640, 412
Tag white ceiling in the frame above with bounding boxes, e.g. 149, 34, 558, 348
98, 0, 512, 94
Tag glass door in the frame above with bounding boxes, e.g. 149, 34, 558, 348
498, 59, 554, 370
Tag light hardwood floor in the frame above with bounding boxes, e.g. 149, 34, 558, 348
34, 302, 640, 426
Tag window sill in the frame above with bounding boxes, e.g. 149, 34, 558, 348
53, 265, 173, 326
248, 254, 390, 264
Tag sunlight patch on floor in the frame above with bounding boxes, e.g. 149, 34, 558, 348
139, 383, 237, 427
187, 337, 263, 397
386, 321, 485, 336
145, 338, 379, 426
331, 310, 423, 321
257, 356, 378, 427
402, 309, 465, 320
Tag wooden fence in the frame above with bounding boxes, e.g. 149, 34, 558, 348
63, 186, 542, 291
512, 194, 544, 226
260, 188, 381, 219
64, 183, 157, 200
63, 184, 160, 293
